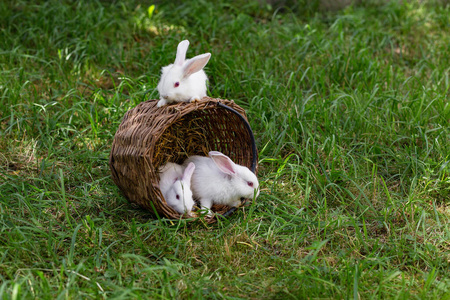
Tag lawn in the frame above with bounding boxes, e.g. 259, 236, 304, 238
1, 0, 449, 298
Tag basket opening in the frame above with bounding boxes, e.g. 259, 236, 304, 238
152, 107, 254, 215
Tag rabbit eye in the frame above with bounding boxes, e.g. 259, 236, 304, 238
174, 82, 180, 88
176, 194, 180, 200
247, 181, 254, 187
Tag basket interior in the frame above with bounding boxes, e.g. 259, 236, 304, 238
153, 109, 253, 170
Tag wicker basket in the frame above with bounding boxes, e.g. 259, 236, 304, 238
109, 97, 258, 223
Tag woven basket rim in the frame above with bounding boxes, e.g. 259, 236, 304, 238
216, 101, 257, 173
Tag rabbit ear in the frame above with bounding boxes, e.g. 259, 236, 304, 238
182, 53, 211, 78
182, 162, 196, 180
174, 40, 190, 66
209, 151, 236, 176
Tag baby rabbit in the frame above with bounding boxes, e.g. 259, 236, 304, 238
184, 151, 259, 216
158, 162, 196, 215
157, 40, 211, 107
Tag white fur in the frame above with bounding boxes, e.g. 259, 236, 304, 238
184, 151, 259, 215
157, 40, 211, 107
158, 162, 196, 214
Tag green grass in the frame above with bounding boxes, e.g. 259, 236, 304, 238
1, 0, 450, 298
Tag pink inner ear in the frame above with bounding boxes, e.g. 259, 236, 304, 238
182, 53, 211, 78
211, 154, 236, 176
182, 162, 196, 180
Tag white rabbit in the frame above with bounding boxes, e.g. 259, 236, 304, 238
184, 151, 259, 216
158, 162, 196, 215
156, 40, 211, 107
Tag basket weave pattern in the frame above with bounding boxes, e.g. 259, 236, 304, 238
109, 97, 257, 220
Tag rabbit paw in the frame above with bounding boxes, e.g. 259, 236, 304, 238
157, 99, 167, 107
189, 96, 201, 103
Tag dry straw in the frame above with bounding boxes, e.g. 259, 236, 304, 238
109, 97, 258, 223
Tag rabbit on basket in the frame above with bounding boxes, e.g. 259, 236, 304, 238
158, 162, 196, 215
184, 151, 259, 216
157, 40, 211, 107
